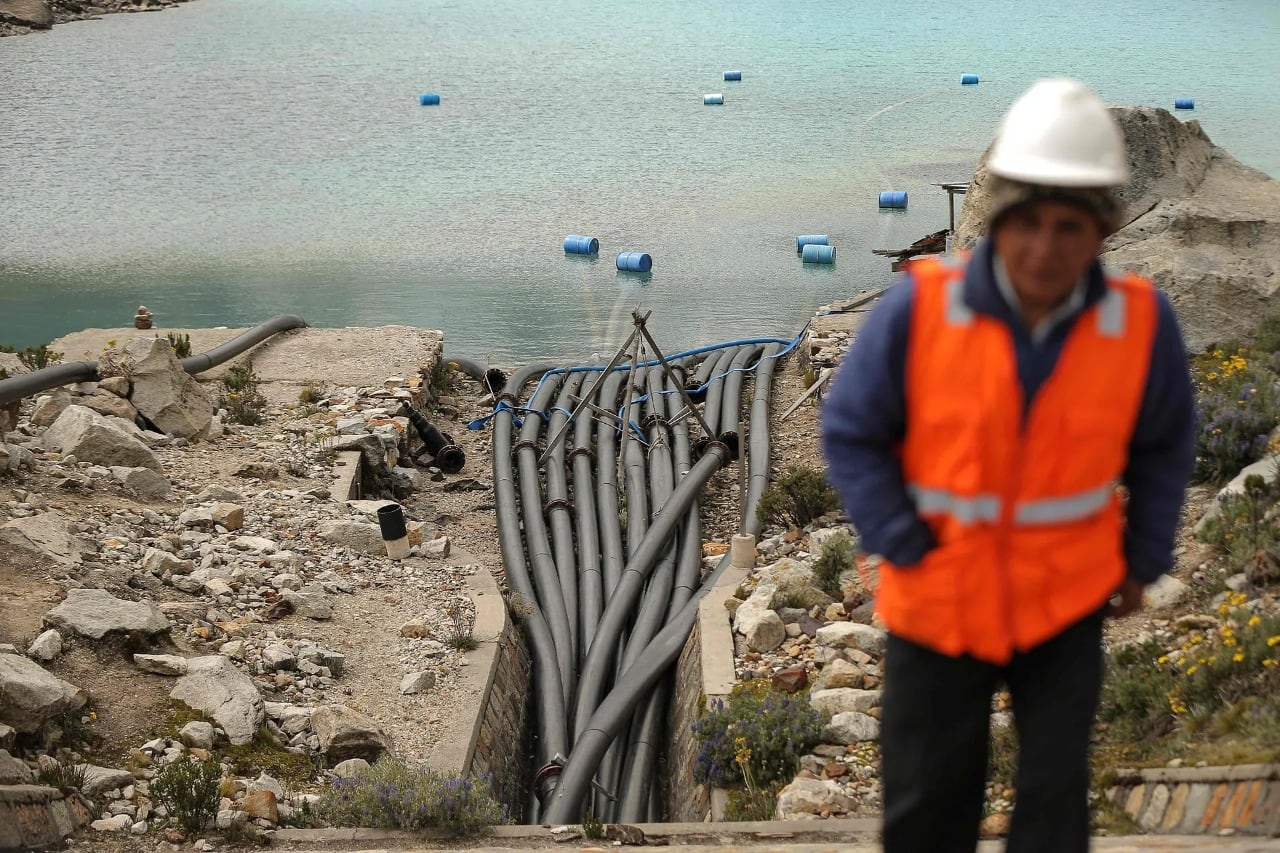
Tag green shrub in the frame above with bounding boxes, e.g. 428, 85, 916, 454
222, 726, 317, 789
37, 760, 87, 794
1256, 313, 1280, 356
0, 343, 63, 370
692, 679, 824, 788
317, 757, 506, 835
812, 531, 857, 599
1192, 349, 1280, 484
443, 600, 478, 652
166, 332, 192, 359
1197, 474, 1280, 577
150, 756, 222, 835
756, 465, 840, 530
218, 365, 267, 426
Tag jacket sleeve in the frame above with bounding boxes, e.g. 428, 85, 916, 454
819, 280, 935, 566
1121, 291, 1196, 584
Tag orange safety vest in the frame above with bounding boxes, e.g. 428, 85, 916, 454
875, 256, 1158, 664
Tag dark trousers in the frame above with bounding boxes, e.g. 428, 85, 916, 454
880, 610, 1105, 853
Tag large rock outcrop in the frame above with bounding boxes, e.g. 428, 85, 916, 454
0, 0, 53, 28
0, 511, 92, 566
0, 653, 86, 733
169, 656, 264, 746
39, 405, 162, 471
955, 106, 1279, 352
43, 588, 171, 642
106, 338, 213, 439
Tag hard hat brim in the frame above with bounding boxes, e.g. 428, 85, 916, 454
988, 152, 1129, 188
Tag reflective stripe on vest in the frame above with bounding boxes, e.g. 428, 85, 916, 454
942, 275, 1130, 336
908, 481, 1116, 526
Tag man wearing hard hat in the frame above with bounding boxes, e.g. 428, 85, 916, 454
820, 78, 1195, 851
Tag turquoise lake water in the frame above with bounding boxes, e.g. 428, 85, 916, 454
2, 0, 1278, 361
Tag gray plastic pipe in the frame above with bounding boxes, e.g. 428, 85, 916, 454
571, 371, 604, 668
445, 355, 507, 397
543, 346, 783, 823
0, 314, 307, 406
545, 372, 584, 661
716, 343, 765, 459
515, 372, 577, 707
570, 441, 729, 758
594, 369, 628, 603
491, 363, 567, 769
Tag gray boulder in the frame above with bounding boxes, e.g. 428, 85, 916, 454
732, 582, 786, 652
110, 466, 171, 502
282, 584, 334, 620
331, 757, 370, 778
27, 629, 63, 663
30, 390, 72, 428
141, 548, 194, 576
317, 520, 386, 555
0, 748, 34, 784
40, 406, 162, 472
957, 106, 1280, 351
811, 658, 865, 691
760, 557, 834, 609
822, 711, 881, 744
78, 764, 135, 798
0, 652, 87, 732
132, 654, 188, 676
0, 0, 54, 27
815, 622, 888, 656
43, 588, 171, 642
169, 656, 265, 746
0, 510, 92, 565
809, 687, 882, 717
178, 721, 216, 750
311, 704, 392, 765
82, 393, 139, 423
776, 776, 847, 819
0, 442, 36, 474
116, 337, 214, 439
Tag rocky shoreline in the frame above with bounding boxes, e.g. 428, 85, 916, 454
0, 0, 193, 37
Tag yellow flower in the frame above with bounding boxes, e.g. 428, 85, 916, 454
1157, 656, 1168, 664
1224, 637, 1237, 647
1187, 665, 1199, 674
1233, 652, 1245, 663
1265, 660, 1278, 668
1248, 616, 1261, 627
1268, 636, 1280, 647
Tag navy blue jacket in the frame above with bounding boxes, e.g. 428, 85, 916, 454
819, 239, 1195, 584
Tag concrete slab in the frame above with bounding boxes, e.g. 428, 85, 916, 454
48, 324, 444, 404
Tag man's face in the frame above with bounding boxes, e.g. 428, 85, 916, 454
991, 199, 1105, 313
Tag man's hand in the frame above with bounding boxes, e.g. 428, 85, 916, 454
1107, 577, 1145, 618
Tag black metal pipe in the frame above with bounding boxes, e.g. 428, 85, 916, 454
0, 314, 308, 407
399, 405, 465, 474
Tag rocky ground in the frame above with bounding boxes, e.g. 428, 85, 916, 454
0, 0, 193, 37
0, 335, 510, 845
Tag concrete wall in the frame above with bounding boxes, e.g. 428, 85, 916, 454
465, 611, 532, 822
666, 565, 751, 822
1108, 764, 1280, 835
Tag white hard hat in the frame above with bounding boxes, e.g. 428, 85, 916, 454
987, 78, 1130, 187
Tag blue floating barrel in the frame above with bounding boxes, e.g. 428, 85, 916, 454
419, 93, 441, 106
616, 251, 653, 273
961, 73, 980, 85
802, 244, 835, 264
724, 70, 742, 81
1174, 97, 1195, 110
563, 235, 599, 255
703, 93, 724, 105
878, 190, 908, 209
796, 234, 829, 253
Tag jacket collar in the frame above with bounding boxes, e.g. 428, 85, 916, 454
962, 238, 1109, 329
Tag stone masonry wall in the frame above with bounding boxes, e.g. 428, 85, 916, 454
667, 620, 710, 822
1109, 764, 1280, 835
465, 617, 532, 822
